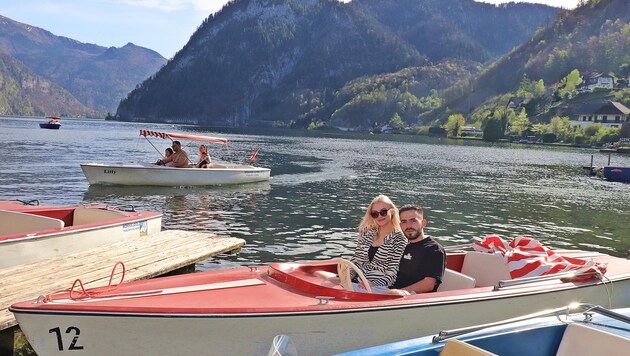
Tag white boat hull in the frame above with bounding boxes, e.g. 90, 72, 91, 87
13, 272, 630, 355
0, 217, 162, 268
81, 163, 270, 186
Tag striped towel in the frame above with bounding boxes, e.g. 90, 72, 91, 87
472, 235, 607, 279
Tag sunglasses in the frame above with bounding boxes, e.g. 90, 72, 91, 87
370, 208, 390, 219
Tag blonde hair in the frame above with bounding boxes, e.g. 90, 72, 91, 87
358, 194, 401, 233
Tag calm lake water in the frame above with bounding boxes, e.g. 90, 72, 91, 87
1, 117, 629, 270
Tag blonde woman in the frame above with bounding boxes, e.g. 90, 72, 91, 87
349, 194, 407, 292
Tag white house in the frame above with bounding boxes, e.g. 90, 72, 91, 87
580, 72, 614, 91
462, 126, 483, 136
572, 101, 630, 128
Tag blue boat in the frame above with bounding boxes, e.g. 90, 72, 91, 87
330, 304, 630, 356
604, 166, 630, 183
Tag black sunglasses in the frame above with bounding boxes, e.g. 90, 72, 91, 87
370, 208, 390, 219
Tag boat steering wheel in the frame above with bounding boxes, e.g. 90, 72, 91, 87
337, 259, 372, 293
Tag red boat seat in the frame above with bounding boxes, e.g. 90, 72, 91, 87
0, 210, 65, 236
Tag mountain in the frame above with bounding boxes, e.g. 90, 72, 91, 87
352, 0, 558, 63
433, 0, 630, 122
116, 0, 558, 127
0, 53, 93, 116
0, 15, 166, 114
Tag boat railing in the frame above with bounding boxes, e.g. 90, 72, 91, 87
432, 303, 630, 343
443, 244, 474, 252
492, 270, 603, 290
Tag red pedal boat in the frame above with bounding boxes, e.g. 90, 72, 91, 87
0, 200, 162, 268
10, 248, 630, 355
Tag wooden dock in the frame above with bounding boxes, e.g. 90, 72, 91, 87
0, 229, 245, 351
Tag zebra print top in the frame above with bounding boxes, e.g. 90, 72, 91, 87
350, 227, 407, 287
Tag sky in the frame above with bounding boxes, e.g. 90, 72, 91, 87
0, 0, 580, 59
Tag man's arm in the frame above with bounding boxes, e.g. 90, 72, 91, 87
388, 277, 437, 296
404, 277, 437, 294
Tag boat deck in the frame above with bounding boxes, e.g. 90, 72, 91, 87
0, 229, 245, 333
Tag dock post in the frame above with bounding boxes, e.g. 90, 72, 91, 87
608, 153, 611, 166
590, 155, 594, 172
0, 327, 14, 356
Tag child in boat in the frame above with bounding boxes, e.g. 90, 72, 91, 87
156, 148, 175, 167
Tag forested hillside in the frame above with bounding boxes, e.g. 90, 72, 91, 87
0, 15, 166, 114
434, 0, 630, 122
353, 0, 558, 63
116, 0, 556, 127
0, 54, 93, 116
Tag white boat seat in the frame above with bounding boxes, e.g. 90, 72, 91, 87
73, 207, 128, 225
0, 209, 65, 235
555, 323, 630, 356
440, 339, 497, 356
460, 252, 511, 287
438, 268, 476, 291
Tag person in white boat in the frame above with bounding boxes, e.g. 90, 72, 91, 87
387, 205, 445, 296
157, 141, 189, 168
196, 144, 211, 168
155, 147, 175, 166
348, 194, 407, 293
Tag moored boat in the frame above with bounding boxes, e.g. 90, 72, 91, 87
0, 200, 162, 268
80, 130, 270, 186
333, 304, 630, 355
39, 116, 61, 129
10, 246, 630, 355
603, 166, 630, 183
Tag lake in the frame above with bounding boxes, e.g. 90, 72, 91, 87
1, 117, 629, 271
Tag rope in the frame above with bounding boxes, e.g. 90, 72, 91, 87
43, 261, 126, 302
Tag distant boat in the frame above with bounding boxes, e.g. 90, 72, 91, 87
603, 166, 630, 183
39, 116, 61, 129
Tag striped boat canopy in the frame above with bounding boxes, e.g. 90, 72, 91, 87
139, 130, 228, 145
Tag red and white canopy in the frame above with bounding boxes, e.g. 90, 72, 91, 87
139, 130, 228, 145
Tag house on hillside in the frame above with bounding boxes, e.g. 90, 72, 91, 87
506, 97, 530, 110
462, 126, 483, 137
571, 101, 630, 128
579, 72, 614, 91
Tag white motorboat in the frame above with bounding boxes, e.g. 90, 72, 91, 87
81, 130, 270, 186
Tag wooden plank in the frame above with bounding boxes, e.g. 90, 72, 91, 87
0, 229, 245, 331
0, 230, 239, 296
0, 230, 244, 302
